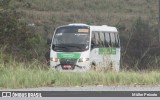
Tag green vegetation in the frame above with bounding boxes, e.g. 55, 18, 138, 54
0, 0, 160, 88
1, 48, 160, 88
1, 0, 159, 66
12, 0, 158, 26
1, 61, 160, 88
2, 0, 158, 69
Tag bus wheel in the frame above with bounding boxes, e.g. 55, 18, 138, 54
91, 62, 96, 71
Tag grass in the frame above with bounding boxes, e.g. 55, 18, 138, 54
1, 59, 160, 89
1, 47, 160, 89
0, 0, 159, 89
12, 0, 158, 32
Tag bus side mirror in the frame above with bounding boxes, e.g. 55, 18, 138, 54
91, 43, 95, 48
47, 38, 52, 45
52, 44, 55, 49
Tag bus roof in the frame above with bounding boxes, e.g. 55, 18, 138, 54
57, 23, 89, 29
57, 23, 118, 32
68, 23, 89, 26
90, 25, 118, 32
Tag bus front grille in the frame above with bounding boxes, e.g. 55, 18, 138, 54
59, 59, 77, 70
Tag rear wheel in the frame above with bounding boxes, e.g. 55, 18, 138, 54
90, 62, 96, 71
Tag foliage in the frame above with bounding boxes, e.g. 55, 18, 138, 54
1, 62, 160, 88
0, 0, 47, 61
120, 17, 159, 70
0, 0, 159, 70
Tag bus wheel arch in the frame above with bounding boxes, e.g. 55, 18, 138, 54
91, 61, 97, 70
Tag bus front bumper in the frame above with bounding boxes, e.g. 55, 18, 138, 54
50, 61, 90, 71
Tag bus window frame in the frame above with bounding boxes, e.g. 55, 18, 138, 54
91, 31, 120, 48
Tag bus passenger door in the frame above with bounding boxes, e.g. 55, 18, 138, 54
90, 31, 105, 69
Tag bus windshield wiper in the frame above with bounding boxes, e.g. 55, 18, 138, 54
53, 44, 87, 52
64, 44, 83, 50
53, 45, 69, 50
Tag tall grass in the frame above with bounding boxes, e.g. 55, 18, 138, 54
1, 55, 160, 89
1, 66, 160, 89
0, 0, 159, 89
1, 44, 160, 89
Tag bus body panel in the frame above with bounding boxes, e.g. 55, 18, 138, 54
50, 24, 90, 71
90, 48, 120, 71
89, 26, 120, 71
49, 24, 120, 71
50, 50, 90, 72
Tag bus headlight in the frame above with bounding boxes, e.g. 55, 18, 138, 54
50, 58, 58, 62
79, 58, 89, 62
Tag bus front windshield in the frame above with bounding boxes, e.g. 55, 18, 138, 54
52, 26, 90, 52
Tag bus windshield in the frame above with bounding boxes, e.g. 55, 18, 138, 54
52, 26, 90, 52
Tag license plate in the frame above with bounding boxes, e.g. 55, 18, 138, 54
63, 65, 72, 69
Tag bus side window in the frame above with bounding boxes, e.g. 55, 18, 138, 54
92, 31, 119, 48
99, 32, 105, 47
117, 34, 120, 47
104, 32, 110, 47
92, 31, 105, 48
114, 33, 120, 47
91, 32, 97, 48
110, 32, 116, 47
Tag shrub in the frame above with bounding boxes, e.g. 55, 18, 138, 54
0, 0, 46, 61
121, 17, 159, 70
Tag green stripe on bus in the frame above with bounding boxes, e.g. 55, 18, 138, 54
57, 52, 81, 59
99, 48, 116, 55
